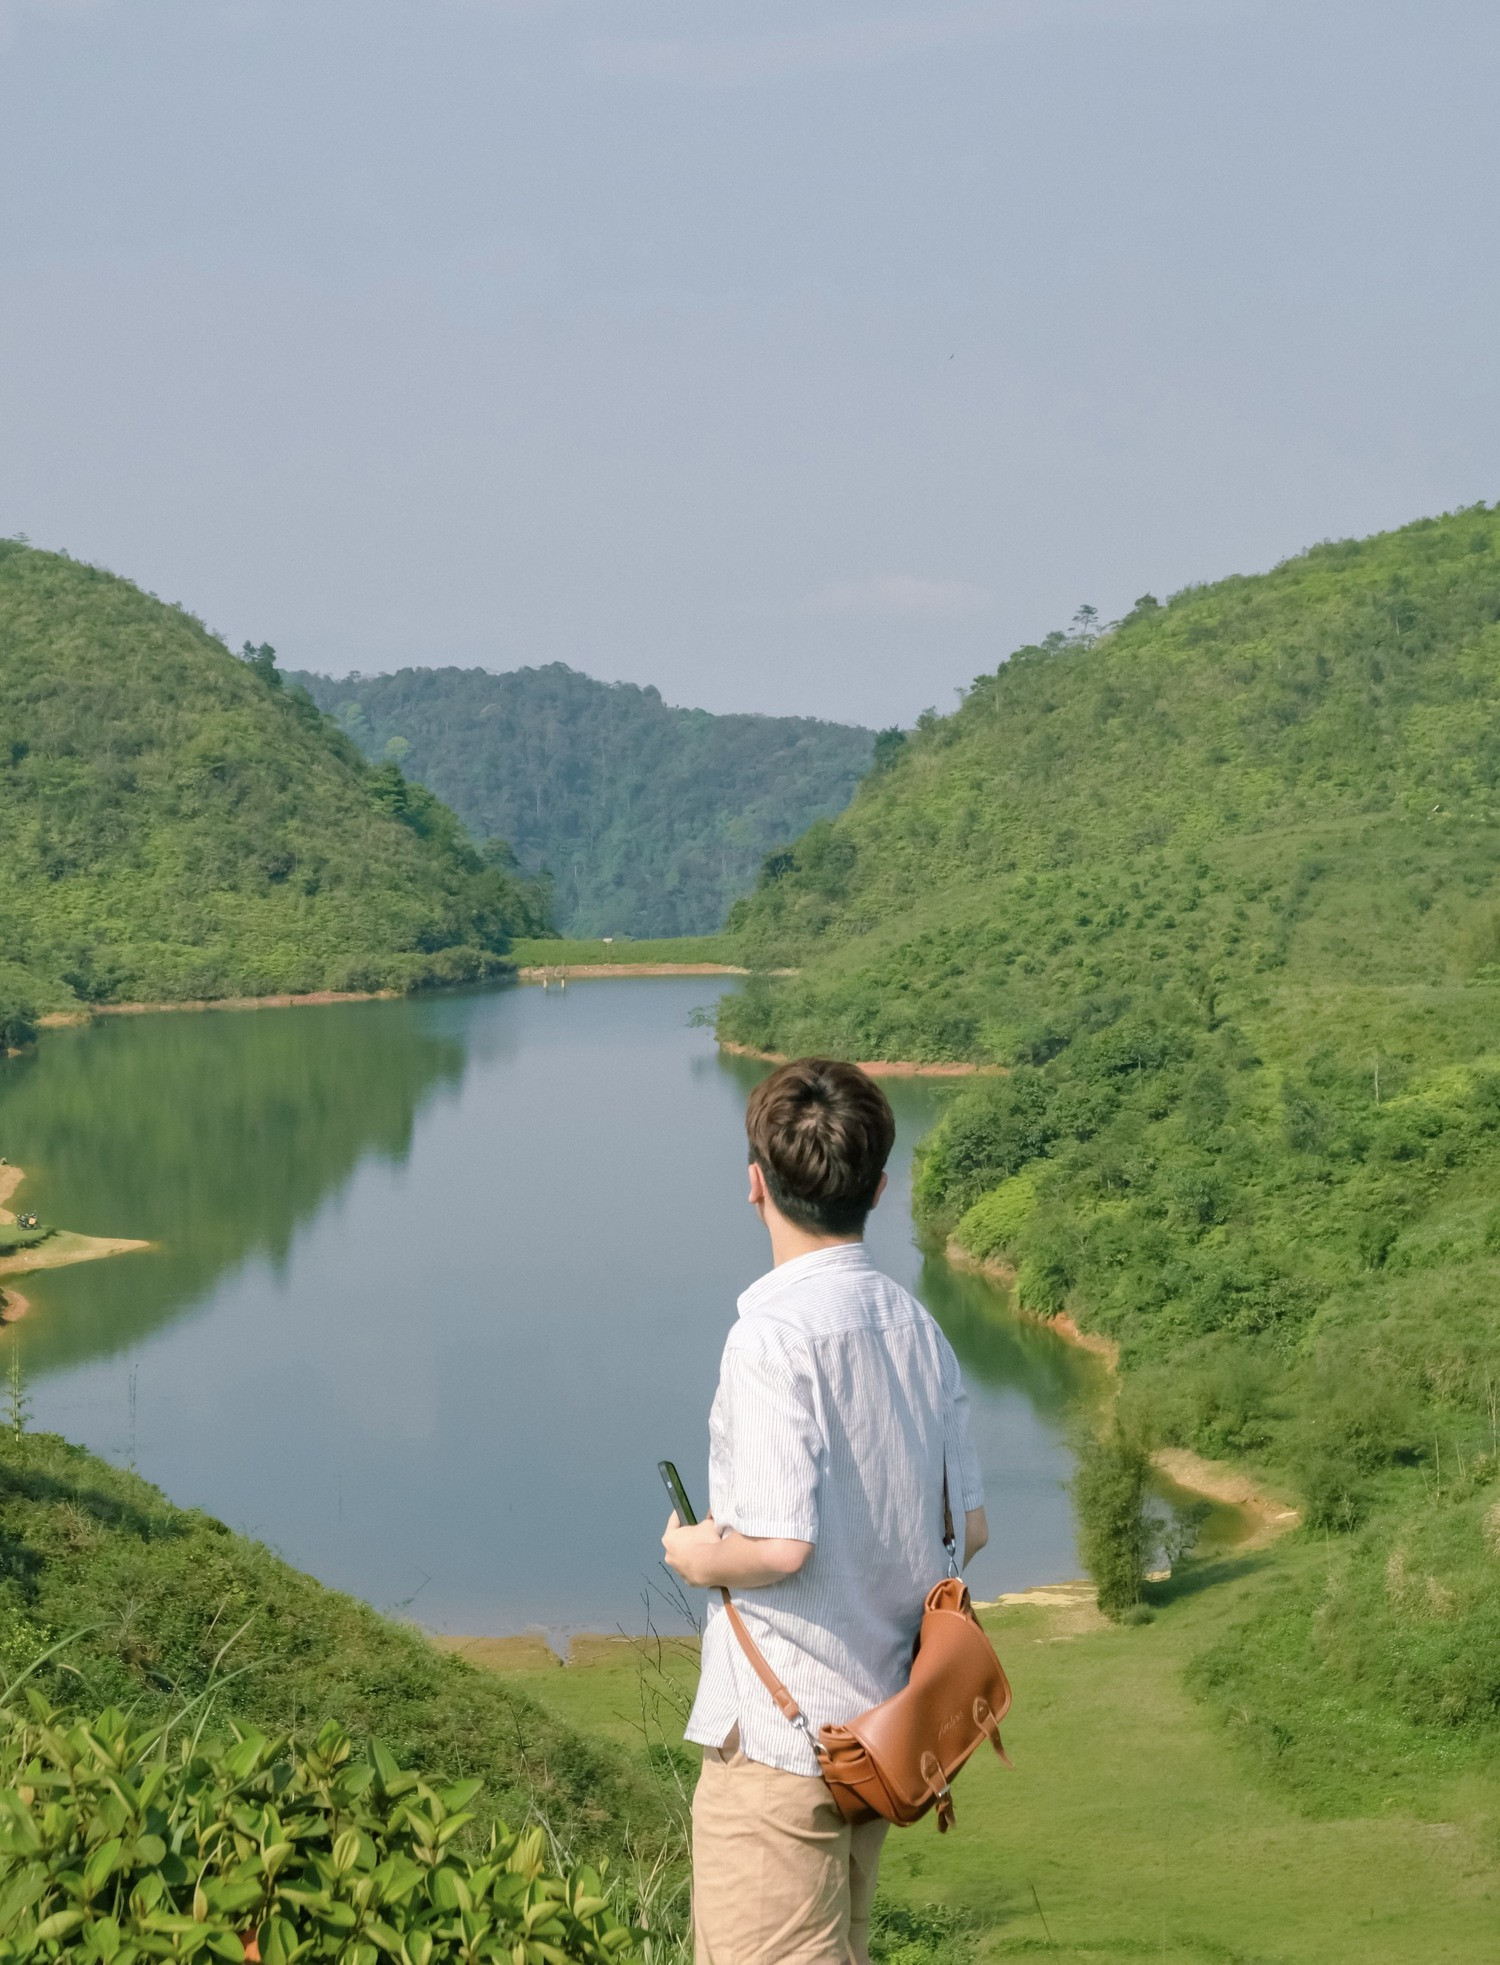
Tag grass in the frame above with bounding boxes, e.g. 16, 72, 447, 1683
486, 1548, 1499, 1965
0, 1431, 674, 1869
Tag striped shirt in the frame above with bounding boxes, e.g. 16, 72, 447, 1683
684, 1241, 985, 1776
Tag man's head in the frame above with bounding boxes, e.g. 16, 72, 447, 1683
745, 1057, 896, 1238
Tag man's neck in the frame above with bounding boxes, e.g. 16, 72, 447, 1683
767, 1222, 863, 1269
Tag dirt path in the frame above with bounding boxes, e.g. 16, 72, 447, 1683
1153, 1447, 1302, 1538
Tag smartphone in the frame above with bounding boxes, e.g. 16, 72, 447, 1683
658, 1460, 697, 1526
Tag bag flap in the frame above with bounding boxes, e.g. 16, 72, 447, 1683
843, 1604, 1012, 1810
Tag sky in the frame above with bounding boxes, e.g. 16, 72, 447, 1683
1, 1, 1497, 727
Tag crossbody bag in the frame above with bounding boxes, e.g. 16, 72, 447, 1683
718, 1480, 1012, 1832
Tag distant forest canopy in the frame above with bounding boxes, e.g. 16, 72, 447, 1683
0, 543, 550, 1023
719, 503, 1500, 1783
289, 662, 876, 937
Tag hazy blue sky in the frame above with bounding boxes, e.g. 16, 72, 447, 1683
2, 1, 1497, 724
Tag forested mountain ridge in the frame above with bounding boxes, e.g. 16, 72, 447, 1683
725, 508, 1500, 1052
291, 662, 874, 937
721, 504, 1500, 1795
0, 544, 548, 1019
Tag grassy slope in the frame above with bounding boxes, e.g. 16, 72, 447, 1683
292, 662, 873, 939
718, 507, 1500, 1811
497, 1570, 1498, 1964
0, 544, 547, 1013
0, 1431, 671, 1866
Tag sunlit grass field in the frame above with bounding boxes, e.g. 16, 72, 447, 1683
489, 1543, 1499, 1964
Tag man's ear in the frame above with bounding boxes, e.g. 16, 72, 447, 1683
748, 1160, 769, 1208
870, 1171, 888, 1211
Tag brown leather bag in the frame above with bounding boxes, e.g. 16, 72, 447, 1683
718, 1492, 1013, 1833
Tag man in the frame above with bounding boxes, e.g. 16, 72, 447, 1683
663, 1057, 988, 1965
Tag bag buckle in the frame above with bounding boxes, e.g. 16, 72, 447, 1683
789, 1711, 830, 1759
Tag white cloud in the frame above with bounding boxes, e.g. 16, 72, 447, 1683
808, 575, 994, 618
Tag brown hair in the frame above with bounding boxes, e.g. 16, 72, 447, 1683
745, 1058, 896, 1236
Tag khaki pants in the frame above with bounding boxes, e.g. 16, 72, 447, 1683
692, 1734, 889, 1965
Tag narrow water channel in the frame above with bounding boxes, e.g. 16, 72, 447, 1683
0, 979, 1098, 1638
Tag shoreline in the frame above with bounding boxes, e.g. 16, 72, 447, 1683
34, 967, 782, 1019
945, 1236, 1300, 1537
718, 1040, 1008, 1078
428, 1586, 1105, 1667
39, 986, 402, 1026
519, 962, 751, 980
944, 1240, 1120, 1364
0, 1164, 150, 1322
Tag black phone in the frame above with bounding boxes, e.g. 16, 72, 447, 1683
658, 1460, 697, 1526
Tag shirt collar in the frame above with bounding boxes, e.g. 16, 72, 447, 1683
737, 1241, 873, 1319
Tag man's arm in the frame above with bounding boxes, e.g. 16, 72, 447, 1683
663, 1513, 813, 1590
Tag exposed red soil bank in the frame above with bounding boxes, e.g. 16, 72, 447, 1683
519, 963, 749, 979
718, 1040, 1008, 1078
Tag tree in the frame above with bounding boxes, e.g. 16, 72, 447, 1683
871, 726, 908, 773
241, 640, 282, 690
1071, 1417, 1154, 1619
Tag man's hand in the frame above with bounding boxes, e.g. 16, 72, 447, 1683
662, 1511, 814, 1590
662, 1512, 726, 1589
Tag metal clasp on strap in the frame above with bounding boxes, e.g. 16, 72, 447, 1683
788, 1712, 830, 1759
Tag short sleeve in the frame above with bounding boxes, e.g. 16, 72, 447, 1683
716, 1328, 822, 1543
940, 1331, 986, 1514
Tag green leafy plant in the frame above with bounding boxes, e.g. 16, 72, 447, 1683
0, 1699, 637, 1964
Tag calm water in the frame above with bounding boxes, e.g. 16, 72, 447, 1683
0, 980, 1096, 1637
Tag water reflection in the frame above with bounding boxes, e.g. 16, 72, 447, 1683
0, 1003, 466, 1375
0, 981, 1094, 1633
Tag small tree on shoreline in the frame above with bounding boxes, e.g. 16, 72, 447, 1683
1071, 1415, 1154, 1619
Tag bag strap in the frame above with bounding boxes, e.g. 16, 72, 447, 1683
719, 1468, 958, 1750
717, 1588, 824, 1754
942, 1468, 958, 1578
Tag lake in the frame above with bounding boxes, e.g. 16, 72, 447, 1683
0, 978, 1098, 1639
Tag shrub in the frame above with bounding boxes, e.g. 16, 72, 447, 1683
1070, 1419, 1154, 1619
1146, 1348, 1277, 1458
0, 1001, 34, 1053
868, 1898, 973, 1962
953, 1169, 1038, 1263
913, 1073, 1058, 1219
1296, 1451, 1366, 1533
0, 1699, 636, 1964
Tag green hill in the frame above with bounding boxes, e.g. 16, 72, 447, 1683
0, 1429, 671, 1869
721, 504, 1500, 1791
290, 662, 874, 937
0, 544, 549, 1018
